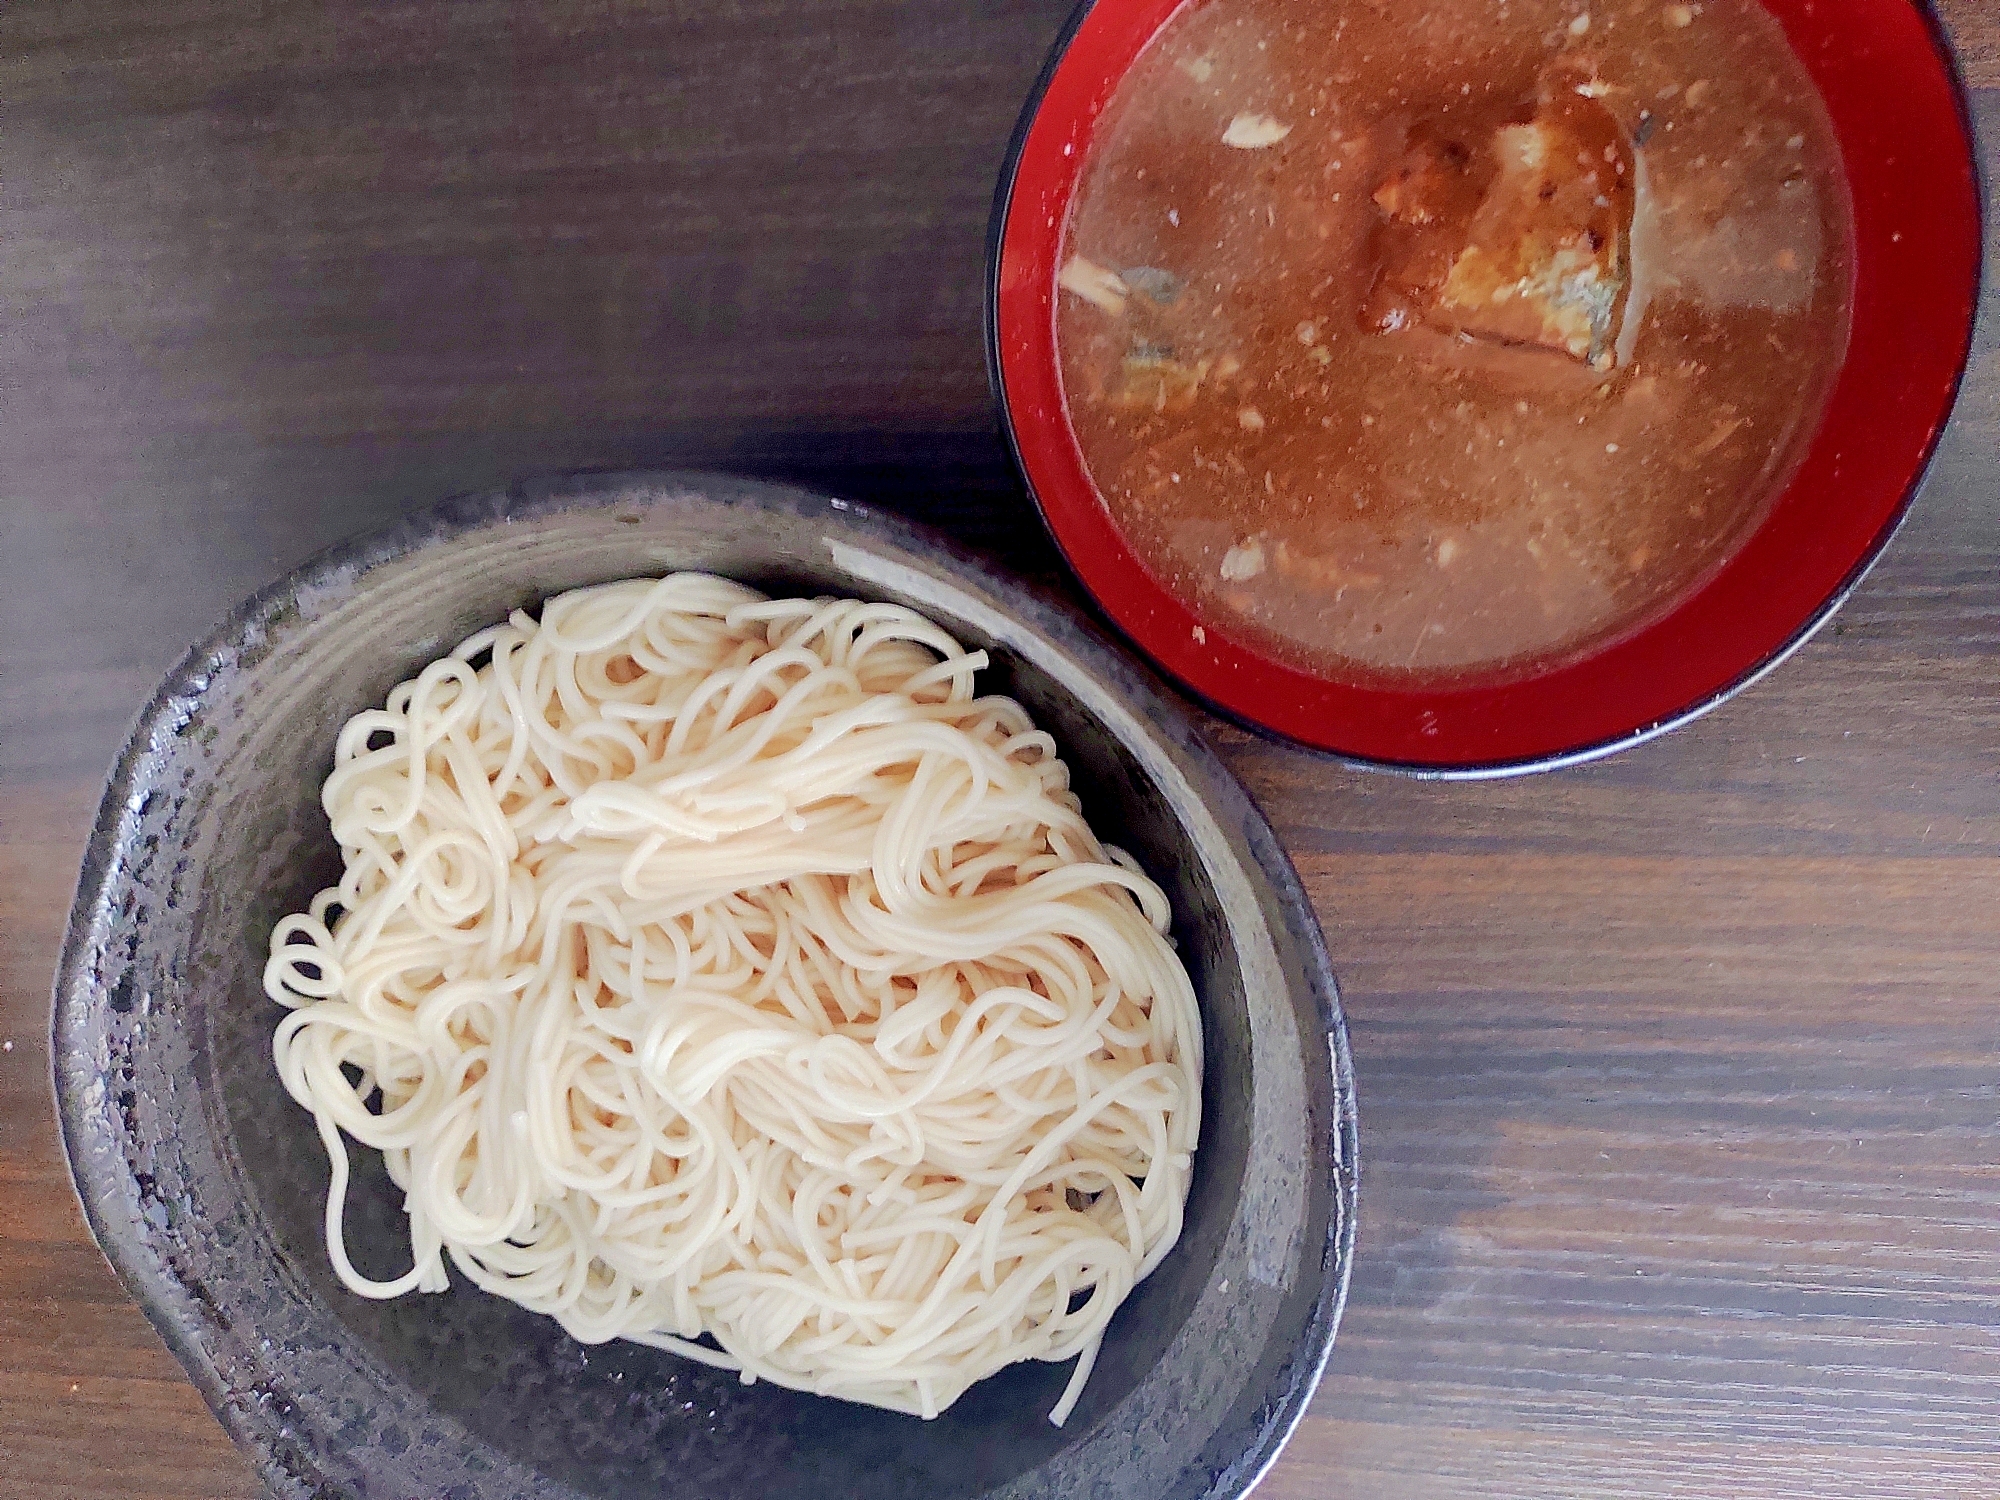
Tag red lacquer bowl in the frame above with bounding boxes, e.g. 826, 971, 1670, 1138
987, 0, 1982, 775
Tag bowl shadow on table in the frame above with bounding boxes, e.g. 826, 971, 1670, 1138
717, 427, 1069, 582
189, 500, 1263, 1500
377, 423, 1073, 585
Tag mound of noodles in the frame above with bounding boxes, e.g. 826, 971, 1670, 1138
266, 575, 1202, 1423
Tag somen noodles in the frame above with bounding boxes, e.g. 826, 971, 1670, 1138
264, 574, 1202, 1424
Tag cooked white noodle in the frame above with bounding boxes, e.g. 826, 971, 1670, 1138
264, 574, 1202, 1424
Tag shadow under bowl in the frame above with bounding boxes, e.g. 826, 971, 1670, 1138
53, 472, 1357, 1500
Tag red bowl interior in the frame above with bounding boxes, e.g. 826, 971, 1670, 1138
992, 0, 1982, 772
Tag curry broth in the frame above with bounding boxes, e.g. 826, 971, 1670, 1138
1057, 0, 1852, 679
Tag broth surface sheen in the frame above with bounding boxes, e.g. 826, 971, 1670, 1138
1057, 0, 1853, 681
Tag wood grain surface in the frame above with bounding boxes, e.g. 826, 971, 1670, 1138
3, 3, 1995, 1497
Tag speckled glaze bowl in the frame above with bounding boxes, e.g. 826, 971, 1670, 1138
53, 472, 1357, 1500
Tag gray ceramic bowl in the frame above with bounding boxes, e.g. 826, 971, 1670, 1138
54, 472, 1357, 1500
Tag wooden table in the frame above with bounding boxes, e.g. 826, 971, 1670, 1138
4, 3, 1995, 1496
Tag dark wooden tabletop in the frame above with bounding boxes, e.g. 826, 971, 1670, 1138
5, 4, 1997, 1497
